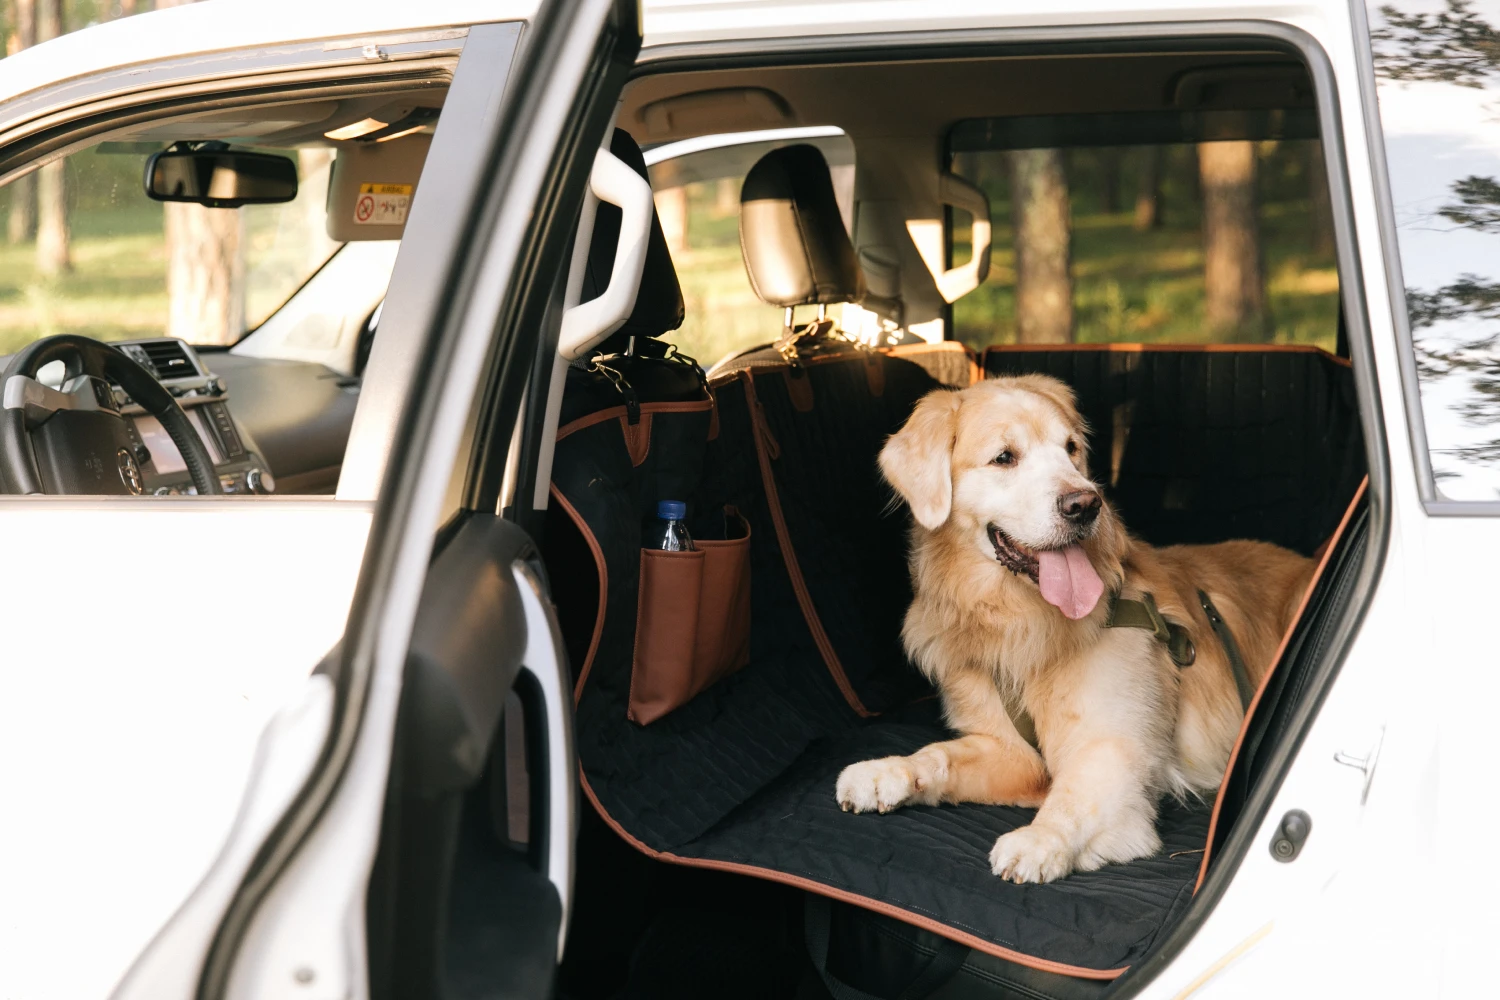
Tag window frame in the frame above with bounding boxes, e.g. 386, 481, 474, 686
1348, 0, 1496, 515
631, 21, 1390, 997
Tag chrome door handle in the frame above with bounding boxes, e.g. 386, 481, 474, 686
1332, 724, 1384, 805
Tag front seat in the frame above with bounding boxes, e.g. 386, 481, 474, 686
730, 144, 867, 367
561, 128, 704, 421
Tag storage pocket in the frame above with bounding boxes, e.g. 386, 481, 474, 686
630, 512, 752, 724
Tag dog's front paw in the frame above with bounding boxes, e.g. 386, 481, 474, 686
989, 825, 1075, 884
836, 757, 922, 814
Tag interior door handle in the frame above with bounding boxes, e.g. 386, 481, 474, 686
905, 171, 993, 303
511, 560, 577, 959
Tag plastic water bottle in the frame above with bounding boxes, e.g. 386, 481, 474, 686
645, 500, 695, 551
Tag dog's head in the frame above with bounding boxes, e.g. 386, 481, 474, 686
879, 375, 1122, 619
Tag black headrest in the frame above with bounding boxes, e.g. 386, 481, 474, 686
579, 128, 685, 345
739, 144, 864, 308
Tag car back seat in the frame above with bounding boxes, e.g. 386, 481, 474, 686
545, 138, 1367, 996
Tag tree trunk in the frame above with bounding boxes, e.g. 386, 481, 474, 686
166, 205, 245, 344
1305, 141, 1335, 257
1133, 146, 1162, 231
33, 0, 68, 274
35, 161, 69, 275
7, 0, 37, 245
1199, 141, 1267, 341
651, 159, 688, 256
1008, 148, 1073, 343
713, 177, 737, 218
1099, 148, 1123, 214
153, 0, 244, 342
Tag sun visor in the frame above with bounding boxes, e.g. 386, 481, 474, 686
325, 134, 431, 242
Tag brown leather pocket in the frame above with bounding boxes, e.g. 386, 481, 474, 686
629, 513, 752, 724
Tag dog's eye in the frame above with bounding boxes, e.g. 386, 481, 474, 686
1066, 439, 1078, 456
992, 450, 1016, 467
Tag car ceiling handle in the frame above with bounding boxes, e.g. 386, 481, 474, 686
511, 559, 577, 959
556, 147, 653, 361
905, 172, 993, 303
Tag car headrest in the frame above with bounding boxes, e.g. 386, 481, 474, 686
739, 144, 864, 308
578, 128, 684, 347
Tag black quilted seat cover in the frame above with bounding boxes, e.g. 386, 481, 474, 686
548, 347, 1364, 978
984, 347, 1364, 554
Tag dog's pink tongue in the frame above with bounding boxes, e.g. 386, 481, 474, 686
1037, 545, 1104, 620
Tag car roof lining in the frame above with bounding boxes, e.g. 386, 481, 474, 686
103, 87, 449, 148
618, 49, 1309, 145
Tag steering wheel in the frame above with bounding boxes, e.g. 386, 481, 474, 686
0, 334, 221, 496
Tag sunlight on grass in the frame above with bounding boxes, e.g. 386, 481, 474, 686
0, 232, 169, 354
956, 200, 1340, 351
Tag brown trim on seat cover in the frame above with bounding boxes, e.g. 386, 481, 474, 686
574, 766, 1124, 980
548, 379, 1362, 980
555, 398, 714, 442
555, 475, 1122, 978
983, 342, 1353, 368
738, 368, 873, 717
1193, 476, 1369, 891
885, 340, 982, 385
553, 398, 713, 699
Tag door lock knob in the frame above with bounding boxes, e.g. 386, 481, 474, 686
1270, 809, 1311, 862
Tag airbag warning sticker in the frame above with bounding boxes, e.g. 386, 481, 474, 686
354, 183, 412, 225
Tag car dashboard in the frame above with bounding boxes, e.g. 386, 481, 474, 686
111, 338, 273, 495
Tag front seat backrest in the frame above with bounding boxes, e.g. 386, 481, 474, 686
739, 144, 865, 308
580, 128, 686, 349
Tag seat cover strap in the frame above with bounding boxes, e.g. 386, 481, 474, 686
1197, 590, 1255, 712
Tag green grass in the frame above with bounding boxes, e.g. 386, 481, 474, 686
658, 152, 1341, 363
0, 231, 170, 354
954, 200, 1339, 352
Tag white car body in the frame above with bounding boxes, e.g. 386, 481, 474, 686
0, 1, 1485, 998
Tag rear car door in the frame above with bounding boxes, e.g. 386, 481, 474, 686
155, 1, 645, 998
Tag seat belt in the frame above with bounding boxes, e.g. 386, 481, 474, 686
1103, 590, 1254, 712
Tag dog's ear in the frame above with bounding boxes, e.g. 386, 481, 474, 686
880, 389, 961, 530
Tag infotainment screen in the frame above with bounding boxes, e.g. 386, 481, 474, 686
133, 410, 224, 475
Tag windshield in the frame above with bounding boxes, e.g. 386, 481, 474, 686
0, 142, 342, 354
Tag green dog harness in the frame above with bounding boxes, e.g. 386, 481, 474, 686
1103, 589, 1255, 712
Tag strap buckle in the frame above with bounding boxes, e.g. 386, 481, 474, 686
1104, 591, 1197, 668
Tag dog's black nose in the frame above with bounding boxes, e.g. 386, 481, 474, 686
1059, 489, 1102, 525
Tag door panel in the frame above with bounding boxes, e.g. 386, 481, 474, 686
366, 514, 565, 1000
203, 0, 642, 996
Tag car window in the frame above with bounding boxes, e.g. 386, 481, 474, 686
645, 130, 854, 368
0, 141, 341, 355
947, 118, 1340, 352
1366, 0, 1500, 500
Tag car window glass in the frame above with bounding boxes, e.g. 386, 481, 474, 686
1367, 0, 1500, 500
645, 132, 854, 368
947, 123, 1340, 352
0, 141, 341, 354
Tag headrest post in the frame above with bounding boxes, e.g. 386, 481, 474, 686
783, 306, 795, 333
817, 303, 827, 322
625, 335, 637, 357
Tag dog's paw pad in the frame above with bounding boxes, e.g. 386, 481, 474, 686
835, 758, 917, 814
989, 826, 1075, 884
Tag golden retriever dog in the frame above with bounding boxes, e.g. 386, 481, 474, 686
835, 375, 1314, 883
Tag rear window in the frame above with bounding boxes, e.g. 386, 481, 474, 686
946, 109, 1340, 352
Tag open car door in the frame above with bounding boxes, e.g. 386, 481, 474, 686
108, 1, 645, 997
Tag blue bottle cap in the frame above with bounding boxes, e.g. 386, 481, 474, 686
657, 500, 687, 521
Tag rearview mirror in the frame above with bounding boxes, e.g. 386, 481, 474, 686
144, 145, 298, 208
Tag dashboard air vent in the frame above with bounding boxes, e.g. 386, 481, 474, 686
137, 340, 199, 381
